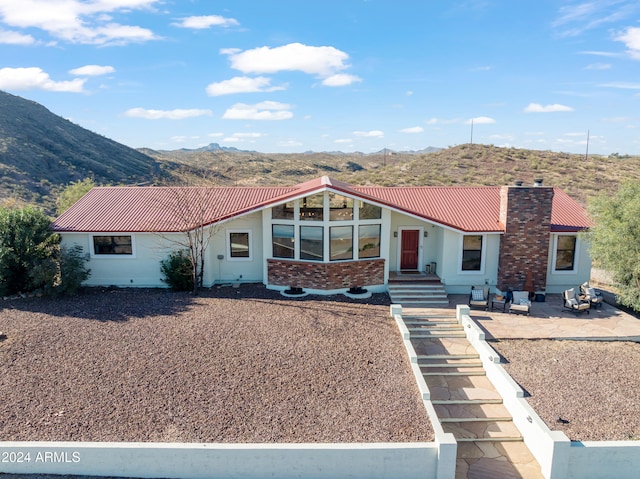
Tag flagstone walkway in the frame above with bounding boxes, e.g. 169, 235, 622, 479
405, 310, 544, 479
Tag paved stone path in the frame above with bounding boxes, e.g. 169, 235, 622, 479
405, 309, 544, 479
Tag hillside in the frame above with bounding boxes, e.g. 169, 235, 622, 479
0, 90, 175, 211
145, 143, 640, 205
2, 90, 640, 212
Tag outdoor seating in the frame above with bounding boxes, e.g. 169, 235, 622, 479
509, 290, 531, 315
563, 288, 590, 315
580, 282, 604, 309
468, 285, 490, 310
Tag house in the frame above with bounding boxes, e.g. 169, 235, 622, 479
52, 176, 592, 295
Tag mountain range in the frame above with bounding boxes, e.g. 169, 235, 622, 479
1, 89, 639, 214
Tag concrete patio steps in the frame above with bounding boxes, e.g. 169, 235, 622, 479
404, 312, 533, 473
388, 282, 449, 307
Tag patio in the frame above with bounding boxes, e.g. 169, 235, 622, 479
406, 292, 640, 341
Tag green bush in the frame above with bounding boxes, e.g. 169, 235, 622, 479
160, 250, 194, 291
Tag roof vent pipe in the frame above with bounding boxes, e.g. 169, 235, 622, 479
514, 180, 524, 186
534, 178, 543, 186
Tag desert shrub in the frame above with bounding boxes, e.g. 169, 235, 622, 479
0, 206, 59, 296
160, 250, 194, 291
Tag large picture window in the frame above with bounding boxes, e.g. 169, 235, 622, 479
555, 235, 577, 271
300, 226, 324, 261
330, 226, 353, 261
358, 225, 381, 258
93, 235, 132, 255
272, 225, 294, 258
461, 235, 482, 271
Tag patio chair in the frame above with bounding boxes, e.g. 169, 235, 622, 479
509, 290, 531, 315
563, 288, 590, 315
468, 285, 489, 310
580, 282, 604, 309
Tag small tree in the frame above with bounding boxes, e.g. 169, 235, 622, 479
56, 178, 96, 215
587, 181, 640, 312
152, 185, 220, 294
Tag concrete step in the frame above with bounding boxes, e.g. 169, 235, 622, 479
431, 398, 504, 405
440, 417, 512, 423
442, 419, 522, 442
423, 370, 486, 376
416, 354, 480, 360
410, 331, 467, 338
408, 325, 464, 332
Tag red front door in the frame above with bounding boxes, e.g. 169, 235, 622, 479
400, 230, 419, 270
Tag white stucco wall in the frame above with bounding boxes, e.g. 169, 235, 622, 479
60, 212, 265, 288
544, 233, 592, 294
389, 212, 441, 273
439, 230, 501, 294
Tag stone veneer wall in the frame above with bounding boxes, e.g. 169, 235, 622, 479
497, 185, 554, 292
267, 258, 385, 290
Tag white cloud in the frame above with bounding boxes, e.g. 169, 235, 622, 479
222, 42, 351, 78
321, 73, 362, 87
334, 139, 353, 144
615, 26, 640, 59
0, 67, 86, 92
124, 107, 212, 120
69, 65, 115, 76
205, 76, 286, 96
524, 103, 574, 113
400, 126, 424, 133
230, 132, 264, 138
353, 130, 384, 138
222, 101, 293, 120
465, 116, 496, 124
0, 28, 35, 44
0, 0, 160, 45
172, 15, 238, 29
599, 81, 640, 89
552, 2, 638, 37
585, 62, 611, 70
207, 132, 225, 137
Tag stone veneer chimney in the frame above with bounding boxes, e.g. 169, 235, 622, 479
497, 180, 554, 292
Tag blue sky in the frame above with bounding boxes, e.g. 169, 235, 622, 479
1, 1, 639, 155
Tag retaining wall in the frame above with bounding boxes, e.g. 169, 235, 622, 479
0, 441, 438, 479
456, 305, 640, 479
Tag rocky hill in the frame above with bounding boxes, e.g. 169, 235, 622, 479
1, 90, 639, 213
0, 90, 175, 211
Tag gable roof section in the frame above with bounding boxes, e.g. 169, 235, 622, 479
52, 176, 592, 233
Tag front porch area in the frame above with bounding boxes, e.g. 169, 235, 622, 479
388, 271, 449, 308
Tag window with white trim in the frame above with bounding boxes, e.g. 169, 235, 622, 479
461, 235, 483, 271
554, 235, 577, 271
228, 230, 252, 260
93, 235, 133, 255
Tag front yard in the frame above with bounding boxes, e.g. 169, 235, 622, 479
0, 286, 433, 443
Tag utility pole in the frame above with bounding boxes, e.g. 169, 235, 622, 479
585, 129, 590, 161
470, 119, 474, 145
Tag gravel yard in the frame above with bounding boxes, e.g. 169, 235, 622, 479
491, 339, 640, 442
0, 285, 433, 443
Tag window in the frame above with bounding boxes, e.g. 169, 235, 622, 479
359, 201, 382, 220
229, 232, 250, 258
300, 226, 323, 261
358, 224, 381, 258
330, 226, 353, 261
93, 235, 132, 255
555, 235, 577, 271
329, 193, 353, 221
272, 225, 294, 258
300, 193, 324, 221
272, 201, 294, 220
462, 235, 482, 271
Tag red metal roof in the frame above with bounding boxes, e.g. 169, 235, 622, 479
52, 177, 591, 233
